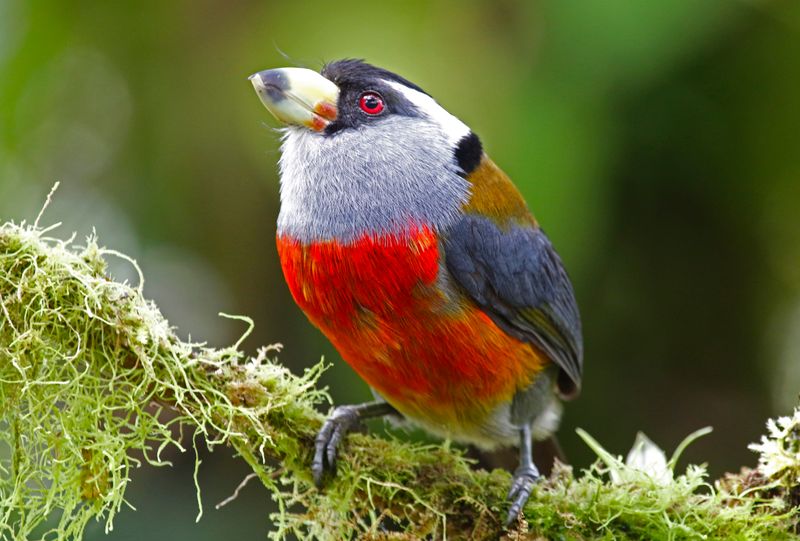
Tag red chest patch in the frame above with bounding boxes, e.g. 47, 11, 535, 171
277, 227, 545, 430
277, 227, 440, 329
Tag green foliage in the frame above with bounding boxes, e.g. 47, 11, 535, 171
0, 219, 326, 539
0, 219, 798, 540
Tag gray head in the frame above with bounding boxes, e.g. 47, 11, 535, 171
250, 59, 483, 243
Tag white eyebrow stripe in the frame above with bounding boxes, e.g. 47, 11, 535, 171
385, 80, 471, 146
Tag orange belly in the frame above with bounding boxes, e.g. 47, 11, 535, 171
277, 227, 547, 436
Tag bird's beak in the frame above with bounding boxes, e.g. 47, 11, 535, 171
249, 67, 339, 132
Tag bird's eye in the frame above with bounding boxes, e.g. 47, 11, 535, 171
358, 92, 385, 115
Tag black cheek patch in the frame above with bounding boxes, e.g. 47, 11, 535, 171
323, 85, 422, 136
454, 132, 483, 175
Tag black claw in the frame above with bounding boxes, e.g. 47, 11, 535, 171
311, 401, 398, 489
505, 464, 540, 527
312, 405, 361, 487
312, 420, 334, 487
327, 424, 343, 467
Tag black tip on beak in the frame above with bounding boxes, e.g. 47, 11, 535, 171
251, 69, 293, 103
250, 67, 340, 131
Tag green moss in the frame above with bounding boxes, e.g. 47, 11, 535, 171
0, 219, 798, 540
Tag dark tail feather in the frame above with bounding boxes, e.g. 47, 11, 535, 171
467, 435, 566, 477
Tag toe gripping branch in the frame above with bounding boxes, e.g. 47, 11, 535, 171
313, 402, 539, 527
312, 401, 398, 487
506, 423, 541, 527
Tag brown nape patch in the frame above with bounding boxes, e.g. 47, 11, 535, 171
463, 156, 537, 226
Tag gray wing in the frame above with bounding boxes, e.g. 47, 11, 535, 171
443, 215, 583, 398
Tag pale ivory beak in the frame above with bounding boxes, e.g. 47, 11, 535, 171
250, 67, 339, 131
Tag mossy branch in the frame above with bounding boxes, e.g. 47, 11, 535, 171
0, 219, 799, 540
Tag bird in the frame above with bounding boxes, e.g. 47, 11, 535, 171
249, 59, 583, 527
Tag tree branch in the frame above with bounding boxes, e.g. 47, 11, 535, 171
0, 220, 798, 540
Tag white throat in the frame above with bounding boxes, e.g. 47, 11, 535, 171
277, 112, 471, 243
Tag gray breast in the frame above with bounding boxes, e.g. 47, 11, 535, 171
276, 116, 470, 243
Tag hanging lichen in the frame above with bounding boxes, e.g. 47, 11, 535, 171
0, 219, 798, 540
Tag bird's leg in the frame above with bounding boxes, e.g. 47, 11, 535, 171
505, 423, 540, 527
312, 401, 398, 487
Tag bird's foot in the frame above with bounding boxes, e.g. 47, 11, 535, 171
312, 405, 364, 487
505, 463, 540, 527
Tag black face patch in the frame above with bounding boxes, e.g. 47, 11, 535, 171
321, 59, 425, 135
322, 59, 429, 95
454, 132, 483, 175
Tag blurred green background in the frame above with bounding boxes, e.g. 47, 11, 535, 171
2, 0, 800, 538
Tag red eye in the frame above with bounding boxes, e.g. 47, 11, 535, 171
359, 92, 385, 115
